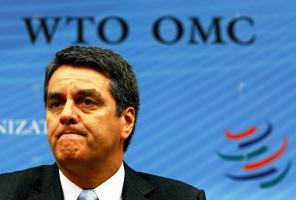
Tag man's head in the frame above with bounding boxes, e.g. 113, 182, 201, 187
44, 46, 139, 154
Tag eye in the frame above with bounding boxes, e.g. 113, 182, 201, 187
48, 100, 62, 108
83, 98, 95, 105
76, 96, 101, 111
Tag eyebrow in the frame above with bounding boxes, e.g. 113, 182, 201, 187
47, 92, 64, 101
47, 89, 103, 102
75, 89, 103, 100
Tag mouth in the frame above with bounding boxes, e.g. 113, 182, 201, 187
56, 129, 86, 139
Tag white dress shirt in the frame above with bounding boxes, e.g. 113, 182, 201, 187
59, 163, 125, 200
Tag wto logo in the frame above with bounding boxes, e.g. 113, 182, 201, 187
217, 122, 291, 188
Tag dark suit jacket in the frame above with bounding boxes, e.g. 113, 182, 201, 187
0, 163, 206, 200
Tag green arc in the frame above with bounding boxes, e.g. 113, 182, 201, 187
217, 146, 268, 161
260, 161, 292, 188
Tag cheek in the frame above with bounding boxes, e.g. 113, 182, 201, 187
46, 114, 59, 141
84, 116, 121, 143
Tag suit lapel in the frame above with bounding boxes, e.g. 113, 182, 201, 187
122, 163, 154, 200
29, 164, 64, 200
27, 163, 154, 200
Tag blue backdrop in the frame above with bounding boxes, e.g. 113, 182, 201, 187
0, 0, 295, 199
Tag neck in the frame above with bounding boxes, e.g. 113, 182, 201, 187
57, 154, 123, 188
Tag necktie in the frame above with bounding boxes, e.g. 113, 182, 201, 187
77, 189, 99, 200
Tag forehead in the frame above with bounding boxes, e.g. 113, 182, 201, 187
48, 65, 111, 92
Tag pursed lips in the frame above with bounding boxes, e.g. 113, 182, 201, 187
56, 128, 86, 139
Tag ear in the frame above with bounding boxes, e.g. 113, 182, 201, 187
120, 107, 136, 139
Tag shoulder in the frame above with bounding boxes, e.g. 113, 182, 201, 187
0, 164, 53, 183
140, 171, 205, 198
0, 165, 57, 199
124, 164, 206, 200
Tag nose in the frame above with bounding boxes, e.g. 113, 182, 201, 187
59, 100, 79, 125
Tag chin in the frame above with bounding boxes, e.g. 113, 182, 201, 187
54, 145, 83, 161
55, 153, 86, 171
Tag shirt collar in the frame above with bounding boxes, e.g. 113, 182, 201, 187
59, 162, 125, 200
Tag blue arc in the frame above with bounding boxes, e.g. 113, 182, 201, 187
226, 168, 277, 180
239, 122, 272, 148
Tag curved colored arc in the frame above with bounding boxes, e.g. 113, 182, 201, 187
239, 122, 272, 148
217, 152, 244, 161
244, 137, 288, 171
226, 168, 277, 180
246, 146, 268, 159
217, 146, 268, 161
225, 126, 257, 140
260, 161, 292, 188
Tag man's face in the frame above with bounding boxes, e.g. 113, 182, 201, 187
46, 65, 134, 167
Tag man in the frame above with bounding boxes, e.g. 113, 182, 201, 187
0, 46, 206, 200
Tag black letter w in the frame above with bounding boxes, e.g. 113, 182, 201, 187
23, 17, 61, 44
